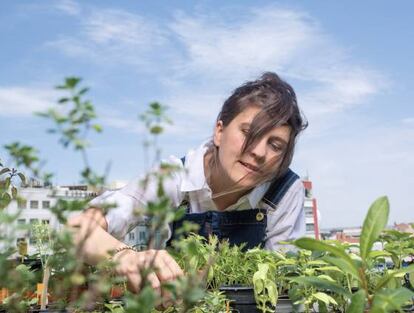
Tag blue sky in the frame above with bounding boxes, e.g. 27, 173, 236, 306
1, 0, 413, 228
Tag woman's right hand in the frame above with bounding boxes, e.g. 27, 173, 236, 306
112, 248, 184, 295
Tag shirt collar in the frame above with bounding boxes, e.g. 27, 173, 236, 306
180, 142, 210, 192
246, 181, 271, 208
180, 142, 272, 208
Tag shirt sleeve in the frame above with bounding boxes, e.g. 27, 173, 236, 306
264, 179, 306, 251
88, 156, 184, 240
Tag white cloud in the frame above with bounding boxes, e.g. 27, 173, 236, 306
0, 87, 57, 117
54, 0, 81, 16
170, 9, 315, 80
169, 7, 387, 123
84, 9, 164, 46
46, 4, 387, 123
47, 8, 167, 67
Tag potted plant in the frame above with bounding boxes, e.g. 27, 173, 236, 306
294, 196, 414, 312
171, 233, 297, 313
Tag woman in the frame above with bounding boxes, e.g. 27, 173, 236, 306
68, 72, 307, 294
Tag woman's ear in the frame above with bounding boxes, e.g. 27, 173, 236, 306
213, 120, 224, 147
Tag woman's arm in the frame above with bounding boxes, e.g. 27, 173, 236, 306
67, 208, 183, 293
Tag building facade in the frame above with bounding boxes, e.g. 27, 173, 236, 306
302, 179, 320, 239
2, 183, 96, 256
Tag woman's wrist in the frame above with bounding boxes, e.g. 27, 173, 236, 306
112, 245, 138, 257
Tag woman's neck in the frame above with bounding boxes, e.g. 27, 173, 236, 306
204, 152, 248, 211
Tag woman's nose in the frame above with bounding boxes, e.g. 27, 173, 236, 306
249, 139, 267, 160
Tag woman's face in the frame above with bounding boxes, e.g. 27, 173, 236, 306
213, 106, 291, 189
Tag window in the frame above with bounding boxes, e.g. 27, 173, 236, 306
30, 200, 39, 209
17, 199, 27, 209
139, 231, 147, 242
306, 224, 315, 232
42, 219, 50, 225
128, 232, 135, 240
305, 208, 313, 217
17, 219, 26, 225
42, 201, 50, 209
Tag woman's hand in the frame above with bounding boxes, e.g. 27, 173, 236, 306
112, 248, 183, 295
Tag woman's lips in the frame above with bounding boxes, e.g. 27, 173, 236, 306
239, 161, 260, 173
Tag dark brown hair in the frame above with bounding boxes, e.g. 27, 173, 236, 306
209, 72, 307, 183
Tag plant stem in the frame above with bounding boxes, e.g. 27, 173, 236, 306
41, 263, 51, 310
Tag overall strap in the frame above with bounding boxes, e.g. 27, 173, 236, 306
179, 156, 190, 211
262, 169, 299, 210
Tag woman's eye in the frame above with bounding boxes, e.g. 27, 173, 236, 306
270, 142, 283, 152
241, 128, 249, 135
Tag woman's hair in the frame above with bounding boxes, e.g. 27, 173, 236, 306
208, 72, 307, 185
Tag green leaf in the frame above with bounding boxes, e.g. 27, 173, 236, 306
317, 265, 345, 273
65, 77, 81, 88
345, 290, 366, 313
58, 97, 69, 104
360, 196, 389, 261
78, 87, 89, 95
322, 256, 360, 280
0, 167, 10, 175
289, 276, 351, 298
295, 237, 360, 279
4, 177, 11, 189
370, 287, 414, 313
70, 273, 86, 285
150, 125, 163, 134
368, 250, 392, 259
317, 274, 336, 282
375, 264, 414, 291
92, 124, 103, 133
1, 192, 12, 206
17, 172, 26, 185
313, 292, 338, 306
11, 186, 17, 199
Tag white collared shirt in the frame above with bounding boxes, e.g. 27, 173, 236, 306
89, 142, 305, 251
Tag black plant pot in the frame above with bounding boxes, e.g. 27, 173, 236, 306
219, 285, 294, 313
403, 303, 414, 313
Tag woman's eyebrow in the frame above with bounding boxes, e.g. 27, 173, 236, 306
240, 122, 251, 128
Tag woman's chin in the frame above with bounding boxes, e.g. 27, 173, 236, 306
233, 175, 261, 189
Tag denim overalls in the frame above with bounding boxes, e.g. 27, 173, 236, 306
167, 157, 300, 250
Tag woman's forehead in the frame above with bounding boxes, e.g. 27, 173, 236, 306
234, 106, 261, 122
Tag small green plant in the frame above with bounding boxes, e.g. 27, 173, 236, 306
294, 196, 414, 312
253, 263, 278, 312
36, 77, 104, 186
171, 234, 286, 313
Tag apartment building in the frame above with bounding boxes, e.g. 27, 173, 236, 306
302, 179, 320, 239
2, 182, 96, 256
